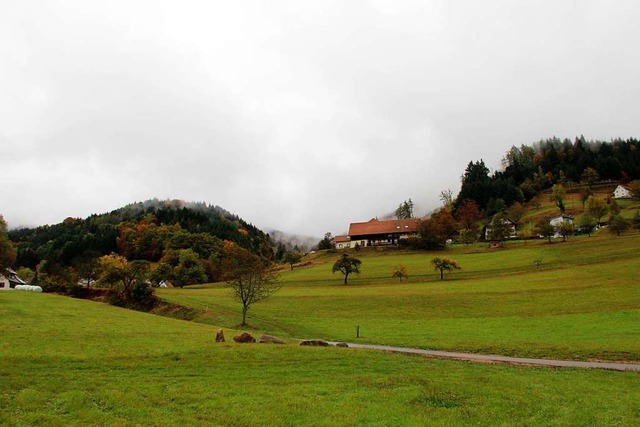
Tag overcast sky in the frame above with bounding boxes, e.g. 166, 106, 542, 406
2, 1, 640, 237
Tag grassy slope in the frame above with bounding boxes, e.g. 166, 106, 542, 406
160, 231, 640, 361
2, 292, 639, 426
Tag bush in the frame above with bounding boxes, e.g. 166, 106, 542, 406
131, 282, 156, 308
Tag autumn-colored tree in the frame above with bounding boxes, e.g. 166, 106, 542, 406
98, 254, 150, 292
586, 196, 608, 226
0, 214, 16, 271
220, 241, 281, 326
455, 199, 482, 231
417, 209, 457, 249
431, 257, 461, 280
391, 265, 408, 282
558, 222, 575, 242
332, 253, 362, 284
507, 202, 527, 229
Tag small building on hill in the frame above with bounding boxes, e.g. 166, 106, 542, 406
0, 269, 28, 289
613, 184, 634, 199
549, 214, 575, 238
347, 218, 420, 247
483, 218, 517, 241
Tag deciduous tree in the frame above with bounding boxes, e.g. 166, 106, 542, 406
98, 254, 150, 292
535, 219, 555, 243
283, 251, 303, 270
332, 253, 362, 284
220, 242, 281, 326
507, 202, 527, 229
391, 265, 408, 282
586, 196, 608, 226
609, 215, 629, 236
431, 257, 461, 280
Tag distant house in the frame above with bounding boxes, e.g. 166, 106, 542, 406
0, 269, 28, 289
549, 214, 574, 238
483, 218, 517, 241
347, 218, 420, 247
333, 235, 351, 249
613, 184, 634, 199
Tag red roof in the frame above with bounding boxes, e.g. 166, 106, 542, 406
348, 218, 420, 237
333, 235, 351, 243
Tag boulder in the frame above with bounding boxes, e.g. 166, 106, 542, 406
233, 332, 256, 343
299, 339, 330, 347
335, 342, 349, 348
215, 329, 225, 343
258, 335, 286, 344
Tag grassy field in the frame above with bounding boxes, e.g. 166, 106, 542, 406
159, 231, 640, 361
2, 291, 639, 426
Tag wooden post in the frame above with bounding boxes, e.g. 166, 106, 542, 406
356, 325, 360, 338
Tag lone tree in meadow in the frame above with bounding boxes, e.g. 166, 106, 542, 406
220, 242, 281, 326
431, 257, 461, 280
283, 251, 303, 270
391, 265, 408, 282
332, 253, 362, 284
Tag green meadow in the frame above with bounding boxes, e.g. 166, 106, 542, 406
160, 231, 640, 361
2, 218, 640, 425
2, 291, 639, 426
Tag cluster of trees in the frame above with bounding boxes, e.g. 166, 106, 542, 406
6, 200, 275, 290
456, 137, 640, 217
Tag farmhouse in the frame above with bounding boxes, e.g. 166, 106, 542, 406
613, 184, 634, 199
549, 214, 575, 238
0, 268, 28, 289
483, 218, 517, 241
346, 218, 420, 247
333, 235, 352, 249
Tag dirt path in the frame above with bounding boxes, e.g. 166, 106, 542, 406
331, 342, 640, 372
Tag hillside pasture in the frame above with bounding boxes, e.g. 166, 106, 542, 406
160, 232, 640, 361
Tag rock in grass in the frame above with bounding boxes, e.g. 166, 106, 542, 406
233, 332, 256, 343
215, 329, 225, 342
335, 342, 349, 348
258, 335, 286, 344
299, 339, 330, 347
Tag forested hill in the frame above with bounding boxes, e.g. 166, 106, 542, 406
9, 199, 274, 270
454, 136, 640, 216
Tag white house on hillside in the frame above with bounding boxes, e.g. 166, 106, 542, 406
613, 184, 634, 199
549, 214, 574, 238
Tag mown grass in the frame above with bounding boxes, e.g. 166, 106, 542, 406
160, 231, 640, 361
2, 292, 639, 426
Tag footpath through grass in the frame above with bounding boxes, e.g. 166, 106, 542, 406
2, 292, 639, 426
160, 232, 640, 361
